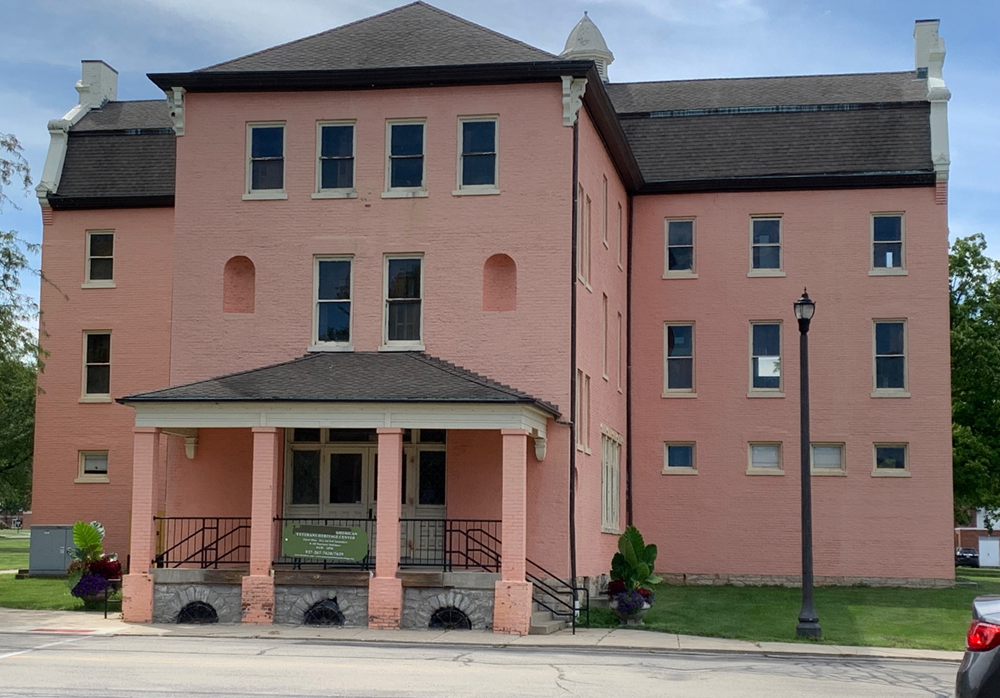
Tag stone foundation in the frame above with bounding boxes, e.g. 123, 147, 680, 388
402, 587, 494, 630
274, 585, 369, 626
153, 583, 243, 623
657, 573, 954, 588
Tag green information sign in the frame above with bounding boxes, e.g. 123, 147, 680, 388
281, 524, 369, 562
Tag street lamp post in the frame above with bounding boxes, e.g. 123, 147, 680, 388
794, 289, 822, 639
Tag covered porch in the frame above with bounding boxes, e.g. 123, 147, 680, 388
119, 352, 557, 634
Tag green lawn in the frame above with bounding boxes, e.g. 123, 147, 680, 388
586, 571, 999, 651
0, 575, 84, 611
0, 534, 29, 571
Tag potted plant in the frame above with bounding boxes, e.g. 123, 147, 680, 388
607, 525, 661, 626
66, 521, 122, 607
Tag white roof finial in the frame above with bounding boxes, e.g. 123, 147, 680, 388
560, 12, 614, 82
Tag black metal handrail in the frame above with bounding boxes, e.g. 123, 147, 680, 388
400, 519, 501, 572
154, 517, 250, 569
273, 517, 377, 570
526, 557, 589, 634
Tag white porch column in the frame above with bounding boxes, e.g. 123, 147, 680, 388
494, 428, 532, 634
241, 426, 280, 624
369, 427, 404, 628
122, 427, 160, 622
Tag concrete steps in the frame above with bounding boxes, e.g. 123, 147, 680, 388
528, 598, 571, 635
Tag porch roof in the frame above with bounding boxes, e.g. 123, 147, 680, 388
121, 351, 560, 417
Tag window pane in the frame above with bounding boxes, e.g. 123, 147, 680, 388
751, 445, 780, 468
873, 242, 902, 268
873, 216, 902, 242
87, 333, 111, 364
89, 258, 114, 281
251, 127, 283, 158
321, 159, 354, 189
321, 125, 353, 158
876, 323, 904, 355
387, 259, 421, 299
462, 121, 495, 154
813, 446, 842, 468
876, 446, 906, 469
391, 124, 423, 156
318, 260, 351, 300
86, 365, 110, 394
667, 221, 693, 246
317, 301, 350, 342
291, 450, 320, 504
252, 159, 284, 190
419, 429, 446, 444
387, 300, 421, 341
752, 219, 780, 244
83, 453, 108, 474
752, 358, 781, 389
753, 324, 780, 356
89, 234, 113, 257
391, 157, 423, 188
668, 247, 693, 271
667, 325, 692, 357
418, 450, 446, 505
876, 356, 905, 389
752, 245, 780, 269
667, 445, 693, 468
292, 428, 321, 443
667, 358, 692, 390
462, 153, 495, 186
329, 453, 363, 504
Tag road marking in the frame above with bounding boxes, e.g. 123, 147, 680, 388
0, 636, 87, 660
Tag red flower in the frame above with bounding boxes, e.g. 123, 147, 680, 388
607, 578, 626, 595
88, 556, 122, 580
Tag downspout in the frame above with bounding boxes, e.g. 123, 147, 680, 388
569, 120, 580, 593
626, 194, 634, 526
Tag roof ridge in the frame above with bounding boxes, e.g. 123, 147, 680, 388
610, 70, 915, 88
129, 353, 321, 397
413, 2, 556, 59
409, 353, 535, 401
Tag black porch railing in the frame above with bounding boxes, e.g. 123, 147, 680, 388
399, 519, 501, 572
154, 517, 250, 569
272, 517, 377, 570
526, 557, 589, 634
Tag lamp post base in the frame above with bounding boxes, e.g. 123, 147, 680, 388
796, 620, 822, 639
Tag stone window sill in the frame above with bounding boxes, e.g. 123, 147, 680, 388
872, 469, 911, 478
452, 188, 500, 196
748, 270, 786, 278
746, 468, 784, 476
662, 467, 697, 475
81, 281, 115, 289
312, 190, 358, 199
75, 476, 109, 484
79, 396, 113, 404
382, 190, 428, 199
243, 191, 287, 201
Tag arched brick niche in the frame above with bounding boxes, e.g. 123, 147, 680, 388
483, 254, 516, 312
223, 256, 255, 314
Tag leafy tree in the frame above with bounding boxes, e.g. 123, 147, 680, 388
951, 234, 1000, 526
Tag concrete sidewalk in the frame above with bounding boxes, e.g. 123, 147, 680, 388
0, 607, 963, 663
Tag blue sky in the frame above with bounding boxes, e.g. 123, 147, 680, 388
2, 0, 997, 307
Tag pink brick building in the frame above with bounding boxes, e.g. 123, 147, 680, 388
30, 4, 953, 633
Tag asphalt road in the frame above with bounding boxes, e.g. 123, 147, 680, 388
0, 633, 959, 697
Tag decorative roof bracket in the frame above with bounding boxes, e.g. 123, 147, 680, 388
561, 76, 587, 127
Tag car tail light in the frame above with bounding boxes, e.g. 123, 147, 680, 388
967, 621, 1000, 651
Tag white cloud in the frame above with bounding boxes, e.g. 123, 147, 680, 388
587, 0, 766, 25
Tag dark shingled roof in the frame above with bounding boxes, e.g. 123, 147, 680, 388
70, 100, 173, 132
198, 1, 556, 73
122, 351, 560, 416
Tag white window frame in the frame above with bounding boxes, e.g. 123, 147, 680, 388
873, 442, 911, 477
313, 120, 357, 199
83, 230, 115, 288
663, 442, 697, 475
664, 218, 697, 278
748, 442, 784, 475
381, 254, 424, 350
575, 370, 591, 452
601, 426, 623, 532
310, 256, 354, 352
870, 212, 906, 275
663, 322, 696, 397
602, 294, 609, 380
749, 321, 784, 397
577, 188, 592, 288
748, 215, 785, 277
811, 442, 846, 476
76, 450, 109, 484
601, 175, 609, 247
383, 118, 428, 198
454, 115, 499, 195
244, 122, 287, 200
872, 319, 909, 397
617, 311, 623, 392
617, 202, 624, 270
80, 330, 112, 403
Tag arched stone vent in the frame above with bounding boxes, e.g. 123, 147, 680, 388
177, 601, 219, 624
429, 606, 472, 630
303, 598, 345, 626
483, 254, 516, 311
223, 256, 255, 313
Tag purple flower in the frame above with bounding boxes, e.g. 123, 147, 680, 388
613, 589, 647, 616
71, 573, 108, 598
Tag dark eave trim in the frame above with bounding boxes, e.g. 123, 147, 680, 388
47, 194, 175, 211
636, 171, 935, 195
582, 68, 644, 191
148, 60, 594, 92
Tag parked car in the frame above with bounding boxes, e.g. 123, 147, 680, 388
958, 547, 981, 568
957, 596, 1000, 697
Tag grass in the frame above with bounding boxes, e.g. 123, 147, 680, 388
0, 534, 29, 571
587, 570, 1000, 652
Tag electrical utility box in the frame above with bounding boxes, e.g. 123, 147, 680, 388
29, 525, 73, 576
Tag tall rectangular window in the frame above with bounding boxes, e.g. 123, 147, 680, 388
617, 202, 623, 268
601, 175, 608, 246
575, 370, 590, 451
602, 294, 609, 379
664, 323, 694, 393
317, 122, 355, 192
82, 331, 111, 398
314, 258, 352, 346
750, 322, 782, 392
601, 431, 622, 531
247, 123, 284, 192
872, 214, 904, 271
665, 219, 695, 275
874, 320, 907, 392
85, 231, 114, 286
385, 256, 423, 344
458, 117, 497, 189
576, 185, 586, 282
750, 217, 782, 271
387, 121, 425, 191
617, 311, 623, 390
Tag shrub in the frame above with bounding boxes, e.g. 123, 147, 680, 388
610, 525, 662, 593
71, 573, 108, 598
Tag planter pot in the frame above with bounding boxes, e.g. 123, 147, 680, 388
609, 598, 651, 627
78, 592, 106, 608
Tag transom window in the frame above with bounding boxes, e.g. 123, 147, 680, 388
85, 231, 114, 285
387, 121, 425, 191
317, 122, 355, 192
665, 220, 695, 275
385, 256, 423, 345
314, 258, 352, 346
458, 117, 498, 189
82, 331, 111, 397
751, 217, 781, 271
872, 214, 904, 271
874, 320, 907, 392
247, 123, 285, 192
750, 322, 782, 392
664, 323, 694, 393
